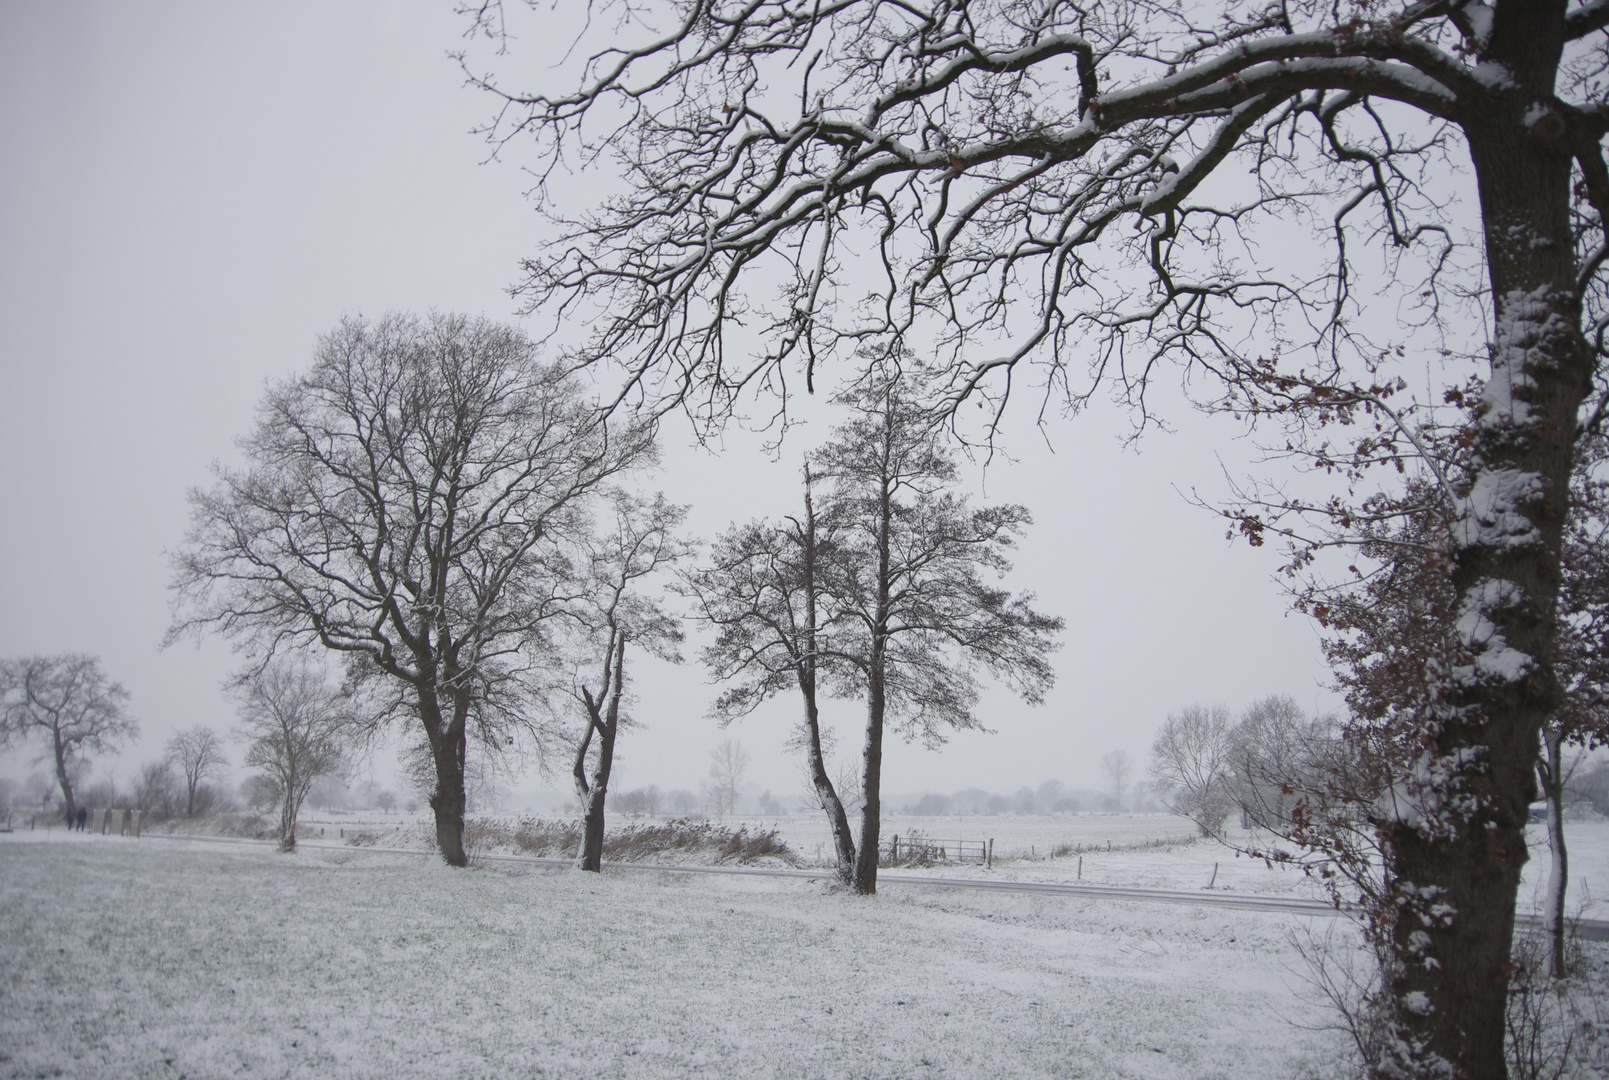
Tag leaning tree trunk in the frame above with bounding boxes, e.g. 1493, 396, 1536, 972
801, 681, 857, 885
424, 689, 470, 868
798, 467, 858, 885
576, 635, 627, 873
1383, 27, 1589, 1075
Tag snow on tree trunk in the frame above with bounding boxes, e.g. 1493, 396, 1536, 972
1380, 75, 1588, 1078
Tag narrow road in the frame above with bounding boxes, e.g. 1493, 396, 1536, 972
118, 831, 1609, 941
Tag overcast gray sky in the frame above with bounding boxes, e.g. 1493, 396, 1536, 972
0, 1, 1339, 806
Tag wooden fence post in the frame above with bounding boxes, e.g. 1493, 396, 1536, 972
987, 838, 993, 869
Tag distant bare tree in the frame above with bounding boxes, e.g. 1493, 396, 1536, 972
0, 654, 139, 821
704, 739, 749, 817
239, 774, 280, 814
165, 726, 228, 817
1150, 705, 1236, 837
234, 660, 347, 852
1223, 697, 1324, 831
169, 312, 653, 867
133, 761, 180, 817
1100, 750, 1132, 812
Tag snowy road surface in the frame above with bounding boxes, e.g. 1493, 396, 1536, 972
0, 833, 1349, 1079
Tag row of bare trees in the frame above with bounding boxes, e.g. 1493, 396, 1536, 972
163, 315, 1062, 883
1148, 696, 1337, 839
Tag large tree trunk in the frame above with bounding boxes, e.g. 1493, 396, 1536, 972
852, 442, 896, 897
278, 780, 299, 853
424, 688, 470, 868
1384, 13, 1587, 1073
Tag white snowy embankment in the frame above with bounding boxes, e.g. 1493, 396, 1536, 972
0, 834, 1345, 1080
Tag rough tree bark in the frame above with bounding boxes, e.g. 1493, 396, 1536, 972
1378, 16, 1592, 1067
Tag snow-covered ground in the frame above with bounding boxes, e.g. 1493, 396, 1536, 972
4, 818, 1606, 1079
1, 830, 1354, 1079
298, 810, 1609, 918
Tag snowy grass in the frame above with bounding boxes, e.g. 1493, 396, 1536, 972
111, 808, 1609, 917
0, 832, 1353, 1079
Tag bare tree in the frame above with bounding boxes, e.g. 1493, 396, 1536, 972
165, 726, 228, 818
566, 490, 687, 871
1099, 750, 1132, 812
704, 739, 749, 817
239, 773, 281, 814
1150, 704, 1236, 837
684, 465, 860, 882
811, 370, 1061, 894
0, 654, 138, 820
1224, 696, 1332, 831
169, 312, 653, 867
234, 660, 347, 852
463, 4, 1609, 1071
132, 761, 180, 817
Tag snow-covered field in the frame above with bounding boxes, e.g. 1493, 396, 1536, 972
302, 810, 1609, 918
0, 830, 1356, 1079
8, 815, 1600, 1078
